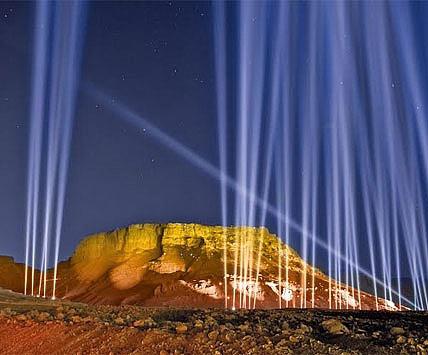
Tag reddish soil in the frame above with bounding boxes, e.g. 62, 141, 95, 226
0, 321, 208, 355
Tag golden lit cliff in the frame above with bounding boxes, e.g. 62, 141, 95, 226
0, 223, 395, 310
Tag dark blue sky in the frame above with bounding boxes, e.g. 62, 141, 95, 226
1, 1, 428, 285
1, 1, 222, 262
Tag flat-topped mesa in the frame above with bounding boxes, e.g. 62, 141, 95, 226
0, 223, 395, 309
62, 223, 393, 309
70, 223, 307, 281
72, 223, 303, 260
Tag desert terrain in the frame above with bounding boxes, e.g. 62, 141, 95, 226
0, 288, 427, 354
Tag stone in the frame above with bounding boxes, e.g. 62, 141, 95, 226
224, 332, 235, 343
289, 335, 300, 343
208, 330, 219, 341
37, 312, 51, 322
114, 317, 125, 325
71, 316, 82, 323
298, 324, 311, 334
416, 344, 426, 352
16, 314, 27, 321
239, 324, 250, 333
390, 327, 405, 336
194, 320, 203, 328
175, 323, 187, 334
67, 308, 77, 316
396, 336, 406, 344
407, 337, 416, 345
56, 313, 65, 320
321, 319, 350, 335
133, 319, 148, 328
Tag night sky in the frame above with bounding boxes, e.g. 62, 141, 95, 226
1, 1, 428, 284
1, 1, 221, 262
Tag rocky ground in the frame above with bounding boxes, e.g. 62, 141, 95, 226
0, 288, 427, 355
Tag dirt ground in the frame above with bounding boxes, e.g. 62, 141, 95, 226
0, 288, 427, 355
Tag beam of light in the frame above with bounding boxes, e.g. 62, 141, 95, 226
307, 3, 320, 309
299, 3, 321, 309
235, 1, 269, 310
387, 2, 428, 310
26, 0, 87, 299
335, 2, 361, 310
252, 2, 284, 309
212, 0, 228, 309
364, 2, 422, 309
275, 148, 284, 309
84, 83, 416, 309
327, 5, 344, 309
51, 0, 87, 300
24, 0, 50, 296
38, 0, 65, 297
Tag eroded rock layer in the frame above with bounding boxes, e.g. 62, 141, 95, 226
0, 223, 395, 310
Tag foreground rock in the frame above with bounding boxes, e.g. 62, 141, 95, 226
0, 289, 426, 354
0, 223, 396, 310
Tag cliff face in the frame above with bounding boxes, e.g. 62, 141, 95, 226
0, 256, 28, 292
0, 223, 395, 310
70, 223, 305, 285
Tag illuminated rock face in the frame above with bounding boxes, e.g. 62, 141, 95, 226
0, 223, 392, 309
0, 256, 28, 292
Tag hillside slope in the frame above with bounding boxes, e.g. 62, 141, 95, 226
0, 223, 395, 310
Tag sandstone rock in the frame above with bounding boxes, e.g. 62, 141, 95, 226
321, 319, 350, 335
390, 327, 405, 336
15, 314, 27, 321
67, 308, 77, 316
194, 320, 203, 329
289, 335, 301, 343
36, 312, 51, 322
208, 330, 219, 341
133, 317, 154, 328
298, 323, 311, 334
175, 323, 187, 334
224, 332, 235, 343
114, 317, 125, 325
416, 344, 426, 352
282, 321, 290, 330
239, 324, 250, 333
56, 312, 65, 320
396, 336, 406, 344
71, 315, 82, 323
133, 319, 145, 328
